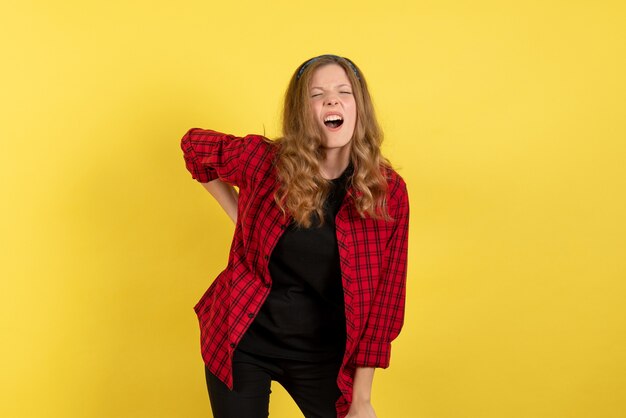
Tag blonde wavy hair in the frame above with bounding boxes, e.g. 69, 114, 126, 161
272, 54, 394, 228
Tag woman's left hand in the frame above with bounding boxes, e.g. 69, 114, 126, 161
345, 400, 377, 418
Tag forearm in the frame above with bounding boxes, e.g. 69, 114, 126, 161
352, 367, 375, 403
201, 179, 239, 224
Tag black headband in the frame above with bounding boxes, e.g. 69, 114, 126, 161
296, 54, 361, 81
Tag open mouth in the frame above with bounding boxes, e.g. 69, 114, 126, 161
324, 115, 344, 129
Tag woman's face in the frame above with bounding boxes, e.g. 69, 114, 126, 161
308, 63, 357, 151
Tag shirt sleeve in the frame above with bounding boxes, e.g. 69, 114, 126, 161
352, 177, 410, 368
180, 127, 261, 188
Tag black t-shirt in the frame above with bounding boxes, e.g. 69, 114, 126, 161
236, 163, 353, 361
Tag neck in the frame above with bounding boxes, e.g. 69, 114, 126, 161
319, 146, 351, 180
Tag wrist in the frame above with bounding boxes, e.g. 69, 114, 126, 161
351, 366, 374, 404
351, 393, 371, 404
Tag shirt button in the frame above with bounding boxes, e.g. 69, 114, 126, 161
264, 255, 269, 260
280, 225, 286, 230
264, 283, 270, 288
230, 343, 235, 348
247, 313, 254, 318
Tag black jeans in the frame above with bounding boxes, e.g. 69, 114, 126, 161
204, 348, 343, 418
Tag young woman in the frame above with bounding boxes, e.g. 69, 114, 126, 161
180, 54, 410, 418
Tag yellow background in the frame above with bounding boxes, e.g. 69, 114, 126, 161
1, 1, 625, 417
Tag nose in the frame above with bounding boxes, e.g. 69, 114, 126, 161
324, 95, 339, 106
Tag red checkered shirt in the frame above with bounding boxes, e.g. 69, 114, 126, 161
180, 128, 410, 418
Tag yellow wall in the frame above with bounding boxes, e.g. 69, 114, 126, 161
1, 1, 625, 417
